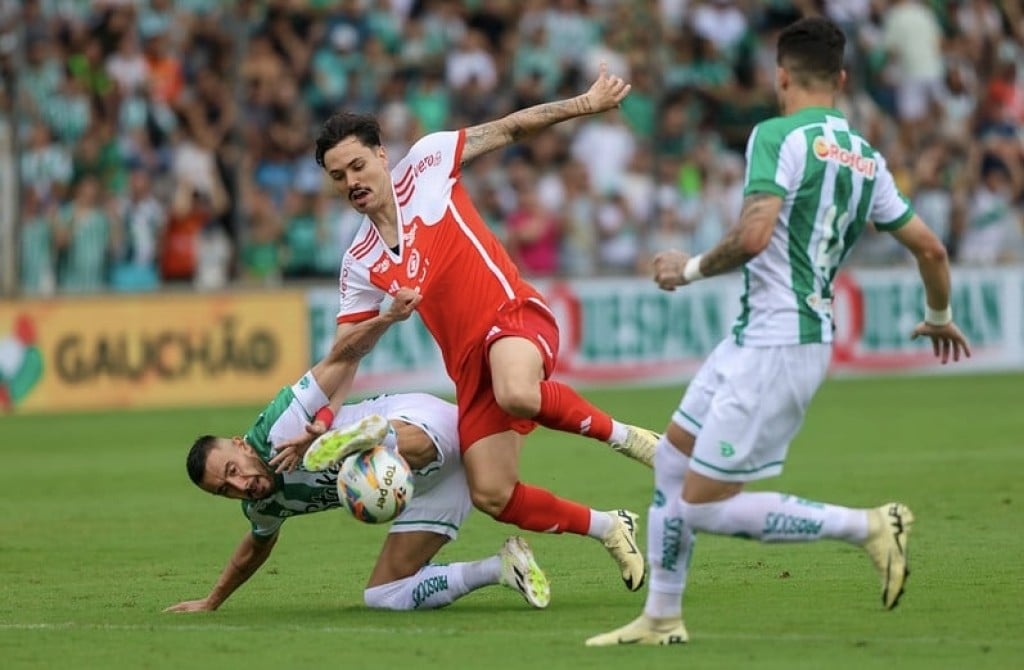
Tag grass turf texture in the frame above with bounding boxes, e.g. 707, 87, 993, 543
1, 374, 1022, 670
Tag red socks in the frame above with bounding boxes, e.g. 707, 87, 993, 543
535, 380, 613, 441
496, 482, 591, 535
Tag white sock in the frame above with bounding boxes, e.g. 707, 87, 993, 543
363, 558, 500, 610
587, 509, 614, 539
643, 436, 695, 620
608, 420, 628, 445
680, 492, 869, 544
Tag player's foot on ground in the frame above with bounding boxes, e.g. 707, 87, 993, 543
611, 425, 658, 468
302, 414, 390, 471
862, 502, 914, 609
585, 614, 689, 647
601, 510, 645, 591
499, 536, 551, 609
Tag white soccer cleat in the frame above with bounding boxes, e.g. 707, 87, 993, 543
862, 502, 914, 609
611, 425, 658, 468
602, 510, 646, 591
499, 536, 551, 609
302, 414, 390, 471
585, 614, 689, 647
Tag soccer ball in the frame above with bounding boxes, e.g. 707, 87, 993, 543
337, 446, 414, 524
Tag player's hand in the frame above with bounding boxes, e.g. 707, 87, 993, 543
583, 62, 631, 114
269, 420, 328, 473
386, 287, 421, 322
910, 321, 971, 364
653, 250, 691, 291
164, 598, 216, 613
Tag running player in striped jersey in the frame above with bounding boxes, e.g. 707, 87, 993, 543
165, 351, 550, 614
274, 64, 656, 594
587, 17, 971, 646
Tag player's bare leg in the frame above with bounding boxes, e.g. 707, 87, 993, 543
489, 336, 657, 467
463, 431, 645, 591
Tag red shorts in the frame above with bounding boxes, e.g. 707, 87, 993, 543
455, 297, 560, 451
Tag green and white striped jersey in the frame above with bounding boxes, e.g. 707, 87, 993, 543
733, 107, 914, 346
239, 374, 458, 540
240, 372, 339, 539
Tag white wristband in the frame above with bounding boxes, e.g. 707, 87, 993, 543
683, 255, 704, 283
925, 305, 952, 326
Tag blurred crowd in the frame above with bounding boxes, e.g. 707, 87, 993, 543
2, 0, 1024, 296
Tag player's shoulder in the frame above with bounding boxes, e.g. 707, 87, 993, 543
399, 130, 463, 174
750, 113, 811, 146
342, 219, 378, 265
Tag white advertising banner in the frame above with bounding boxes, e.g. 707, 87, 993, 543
307, 267, 1024, 395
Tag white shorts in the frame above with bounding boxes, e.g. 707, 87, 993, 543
673, 339, 831, 482
337, 393, 471, 540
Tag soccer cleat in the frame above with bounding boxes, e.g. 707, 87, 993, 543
611, 425, 658, 468
602, 510, 646, 591
585, 614, 689, 647
302, 414, 390, 471
499, 536, 551, 609
862, 502, 914, 609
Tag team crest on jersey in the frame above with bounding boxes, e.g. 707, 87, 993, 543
812, 136, 876, 178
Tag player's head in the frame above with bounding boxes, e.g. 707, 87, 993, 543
315, 111, 390, 215
186, 435, 276, 501
775, 16, 846, 110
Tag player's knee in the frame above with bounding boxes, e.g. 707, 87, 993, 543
679, 499, 727, 534
469, 485, 512, 518
364, 581, 409, 610
492, 384, 540, 418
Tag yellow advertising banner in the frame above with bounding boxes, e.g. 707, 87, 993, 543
0, 291, 309, 413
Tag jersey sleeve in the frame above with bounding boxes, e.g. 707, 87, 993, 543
743, 121, 800, 198
337, 252, 385, 324
869, 153, 914, 231
243, 502, 284, 538
288, 371, 329, 418
405, 130, 466, 184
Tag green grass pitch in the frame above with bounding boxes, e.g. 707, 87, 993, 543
2, 374, 1022, 669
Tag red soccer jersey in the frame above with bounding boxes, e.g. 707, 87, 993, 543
336, 130, 543, 378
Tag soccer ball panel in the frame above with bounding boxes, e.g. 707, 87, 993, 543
337, 446, 414, 524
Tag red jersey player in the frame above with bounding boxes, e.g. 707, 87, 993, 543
282, 65, 658, 592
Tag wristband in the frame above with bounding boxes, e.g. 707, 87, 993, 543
313, 405, 335, 427
924, 305, 952, 326
683, 255, 704, 283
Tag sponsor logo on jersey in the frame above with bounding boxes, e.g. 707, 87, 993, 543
406, 249, 421, 279
812, 136, 876, 178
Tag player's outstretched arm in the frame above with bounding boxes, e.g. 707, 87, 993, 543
890, 215, 971, 364
653, 193, 782, 291
164, 532, 279, 613
269, 289, 424, 472
460, 62, 630, 165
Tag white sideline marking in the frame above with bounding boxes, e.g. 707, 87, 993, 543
0, 622, 1021, 647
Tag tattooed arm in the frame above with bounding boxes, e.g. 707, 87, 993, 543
653, 193, 782, 290
461, 63, 630, 165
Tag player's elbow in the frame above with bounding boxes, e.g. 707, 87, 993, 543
914, 238, 948, 266
740, 227, 772, 257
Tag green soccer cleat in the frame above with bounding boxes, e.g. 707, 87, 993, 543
499, 536, 551, 609
611, 425, 658, 468
585, 614, 689, 647
302, 414, 390, 471
602, 509, 646, 591
863, 502, 914, 609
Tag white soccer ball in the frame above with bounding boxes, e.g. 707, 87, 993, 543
337, 446, 414, 524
